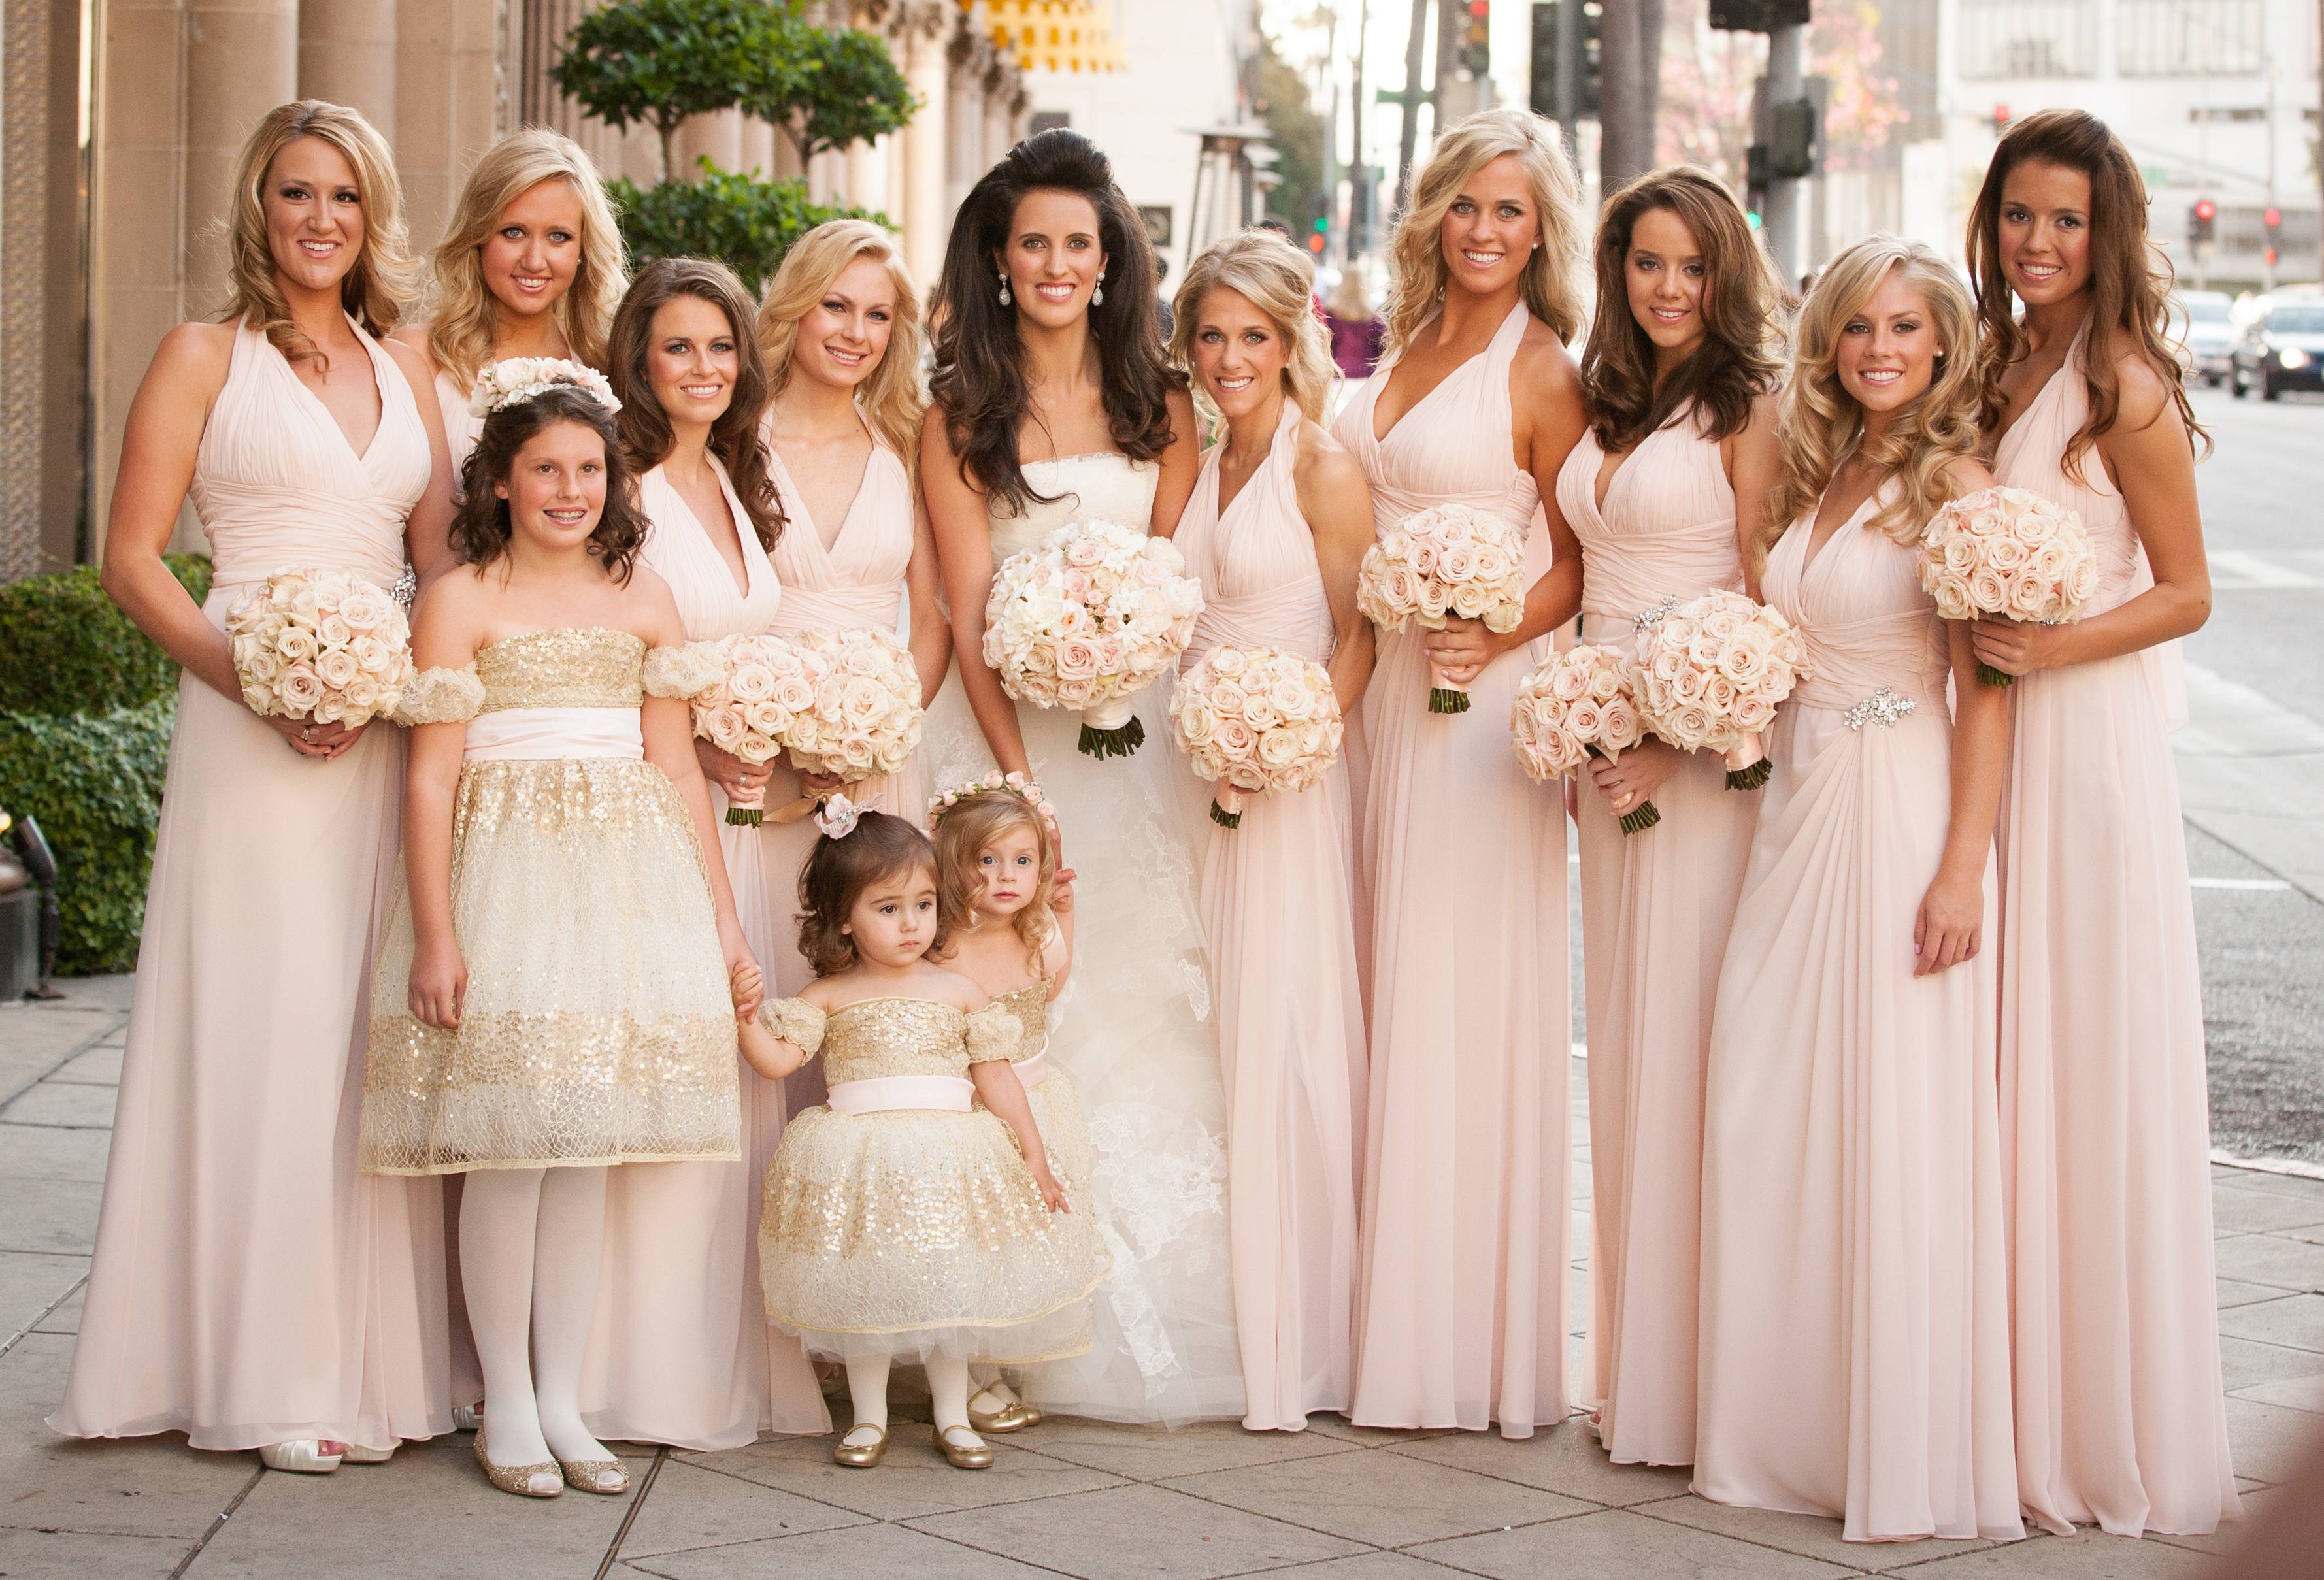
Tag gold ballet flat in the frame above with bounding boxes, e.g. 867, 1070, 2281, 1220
473, 1426, 562, 1498
558, 1457, 630, 1496
968, 1395, 1042, 1434
831, 1423, 889, 1468
933, 1423, 995, 1470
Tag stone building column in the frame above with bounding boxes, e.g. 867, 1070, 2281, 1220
297, 0, 396, 136
899, 1, 950, 284
672, 108, 744, 180
739, 116, 776, 178
395, 0, 504, 248
982, 63, 1014, 167
184, 0, 299, 315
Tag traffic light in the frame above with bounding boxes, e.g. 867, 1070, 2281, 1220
1744, 142, 1769, 231
1708, 0, 1810, 28
1769, 97, 1821, 180
1309, 216, 1328, 255
1460, 0, 1491, 76
2265, 205, 2282, 266
1991, 103, 2011, 135
1528, 1, 1603, 122
2189, 197, 2216, 247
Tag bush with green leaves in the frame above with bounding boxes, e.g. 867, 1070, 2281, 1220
0, 699, 176, 975
612, 163, 887, 295
0, 553, 212, 716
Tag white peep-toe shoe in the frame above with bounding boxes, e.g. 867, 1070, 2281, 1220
257, 1440, 342, 1474
339, 1443, 396, 1464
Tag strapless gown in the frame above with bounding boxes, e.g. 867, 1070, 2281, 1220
922, 451, 1244, 1424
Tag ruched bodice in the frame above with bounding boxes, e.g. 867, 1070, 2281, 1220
765, 428, 913, 635
637, 458, 783, 642
816, 997, 1015, 1084
1178, 404, 1334, 664
988, 452, 1163, 560
474, 627, 646, 712
1993, 329, 2143, 614
1557, 414, 1743, 629
194, 318, 429, 593
1763, 490, 1948, 717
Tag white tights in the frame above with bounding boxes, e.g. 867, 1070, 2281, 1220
459, 1166, 614, 1471
838, 1354, 977, 1447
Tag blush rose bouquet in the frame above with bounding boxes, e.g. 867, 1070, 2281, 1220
1355, 502, 1530, 715
768, 626, 925, 811
225, 567, 412, 729
1917, 485, 2097, 686
1168, 644, 1344, 830
1510, 642, 1659, 835
1633, 589, 1811, 791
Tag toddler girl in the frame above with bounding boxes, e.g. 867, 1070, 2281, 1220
740, 803, 1108, 1468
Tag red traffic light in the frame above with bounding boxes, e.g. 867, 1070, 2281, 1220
2264, 206, 2282, 229
1467, 0, 1489, 11
2195, 198, 2216, 221
1992, 103, 2010, 130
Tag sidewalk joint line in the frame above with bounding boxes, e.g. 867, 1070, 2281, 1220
167, 1464, 263, 1580
0, 1270, 86, 1362
593, 1445, 669, 1580
0, 1010, 131, 1112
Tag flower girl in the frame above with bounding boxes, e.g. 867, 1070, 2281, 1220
739, 806, 1108, 1468
929, 776, 1094, 1432
359, 361, 755, 1498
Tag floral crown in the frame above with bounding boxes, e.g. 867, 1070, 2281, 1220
927, 770, 1055, 829
469, 357, 621, 419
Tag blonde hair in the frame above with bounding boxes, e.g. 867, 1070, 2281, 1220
423, 129, 627, 390
220, 100, 418, 368
756, 219, 927, 474
1382, 107, 1587, 359
1766, 235, 1983, 551
1169, 229, 1338, 423
931, 791, 1057, 974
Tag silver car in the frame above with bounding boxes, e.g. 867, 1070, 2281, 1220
2172, 290, 2236, 386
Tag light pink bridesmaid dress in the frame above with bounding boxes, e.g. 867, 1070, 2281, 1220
584, 455, 831, 1448
1991, 331, 2237, 1537
1693, 488, 2021, 1543
433, 367, 486, 484
1173, 403, 1366, 1432
1554, 414, 1754, 1467
1331, 303, 1571, 1437
50, 318, 450, 1451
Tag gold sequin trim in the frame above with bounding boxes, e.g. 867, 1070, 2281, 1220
476, 627, 645, 712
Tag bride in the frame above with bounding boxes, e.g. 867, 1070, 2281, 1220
922, 127, 1243, 1424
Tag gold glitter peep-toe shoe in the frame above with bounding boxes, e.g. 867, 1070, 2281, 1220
558, 1457, 630, 1495
933, 1424, 995, 1470
831, 1423, 889, 1468
473, 1425, 562, 1498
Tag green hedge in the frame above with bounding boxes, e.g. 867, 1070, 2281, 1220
612, 162, 886, 295
0, 553, 212, 715
0, 700, 176, 975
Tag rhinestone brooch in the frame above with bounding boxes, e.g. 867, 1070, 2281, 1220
1842, 687, 1917, 731
1632, 595, 1682, 633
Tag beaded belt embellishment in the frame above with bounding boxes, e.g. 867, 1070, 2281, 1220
1632, 595, 1682, 633
1842, 687, 1917, 730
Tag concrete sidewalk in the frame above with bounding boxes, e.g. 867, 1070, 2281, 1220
1, 981, 2316, 1579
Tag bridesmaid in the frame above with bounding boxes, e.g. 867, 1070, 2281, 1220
394, 127, 625, 486
1967, 110, 2235, 1537
1556, 167, 1781, 1468
586, 257, 827, 1447
1169, 229, 1375, 1432
1693, 238, 2021, 1543
1331, 106, 1590, 1438
50, 100, 455, 1470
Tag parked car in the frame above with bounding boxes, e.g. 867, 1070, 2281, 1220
2232, 301, 2324, 399
2171, 290, 2237, 386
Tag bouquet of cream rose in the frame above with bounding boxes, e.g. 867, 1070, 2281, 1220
1917, 484, 2097, 687
1169, 645, 1344, 830
769, 626, 924, 811
687, 633, 825, 826
225, 568, 412, 728
984, 518, 1205, 760
1633, 589, 1811, 791
1355, 502, 1529, 715
1510, 642, 1659, 836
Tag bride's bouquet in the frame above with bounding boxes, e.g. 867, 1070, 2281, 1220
1633, 590, 1810, 791
225, 567, 412, 727
1510, 643, 1659, 835
770, 625, 925, 800
686, 633, 822, 825
1918, 485, 2097, 686
1168, 644, 1344, 830
1355, 502, 1529, 714
984, 518, 1205, 760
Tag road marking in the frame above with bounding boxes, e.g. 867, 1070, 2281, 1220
2208, 550, 2323, 590
2174, 661, 2324, 904
2189, 876, 2294, 890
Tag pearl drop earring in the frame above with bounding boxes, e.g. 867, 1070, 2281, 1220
998, 274, 1012, 306
1093, 271, 1106, 307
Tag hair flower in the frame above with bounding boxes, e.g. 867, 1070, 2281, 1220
814, 793, 862, 840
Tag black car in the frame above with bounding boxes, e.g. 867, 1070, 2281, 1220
2232, 302, 2324, 399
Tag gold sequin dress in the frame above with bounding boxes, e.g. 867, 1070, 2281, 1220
757, 995, 1110, 1362
359, 627, 741, 1174
978, 976, 1095, 1364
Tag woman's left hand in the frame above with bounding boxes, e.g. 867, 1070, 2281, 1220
1421, 617, 1509, 688
1970, 617, 2065, 680
1587, 738, 1682, 817
1912, 866, 1983, 977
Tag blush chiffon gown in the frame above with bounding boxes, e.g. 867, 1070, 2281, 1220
1990, 331, 2237, 1537
1333, 303, 1572, 1436
50, 318, 451, 1451
1693, 489, 2022, 1543
1554, 413, 1756, 1467
1172, 402, 1367, 1431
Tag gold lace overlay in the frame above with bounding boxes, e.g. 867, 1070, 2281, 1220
392, 665, 485, 725
474, 627, 645, 712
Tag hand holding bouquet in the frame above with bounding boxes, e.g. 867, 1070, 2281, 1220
1356, 503, 1529, 714
1918, 485, 2096, 686
769, 626, 925, 816
687, 633, 822, 825
983, 519, 1205, 759
225, 568, 412, 728
1634, 590, 1810, 791
1169, 644, 1344, 830
1510, 643, 1659, 835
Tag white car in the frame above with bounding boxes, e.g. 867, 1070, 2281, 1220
2171, 291, 2236, 386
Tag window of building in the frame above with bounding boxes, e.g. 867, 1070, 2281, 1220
2119, 0, 2265, 76
1957, 0, 2095, 80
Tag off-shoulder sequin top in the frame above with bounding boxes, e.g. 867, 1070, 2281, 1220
764, 995, 1020, 1084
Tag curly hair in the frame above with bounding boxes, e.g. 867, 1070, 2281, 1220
1580, 165, 1782, 452
423, 129, 627, 391
1765, 237, 1984, 553
928, 128, 1186, 514
607, 257, 785, 550
1966, 107, 2207, 479
757, 218, 927, 476
218, 100, 420, 370
797, 811, 944, 978
931, 790, 1057, 972
1170, 228, 1339, 424
450, 385, 646, 583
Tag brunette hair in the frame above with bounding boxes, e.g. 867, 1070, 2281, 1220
928, 128, 1186, 514
1170, 229, 1339, 423
931, 791, 1057, 972
757, 218, 927, 475
450, 385, 646, 581
1581, 165, 1782, 452
796, 811, 943, 977
606, 257, 784, 548
1967, 108, 2206, 478
220, 100, 418, 369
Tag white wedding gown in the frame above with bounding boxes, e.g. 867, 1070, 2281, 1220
923, 451, 1245, 1424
